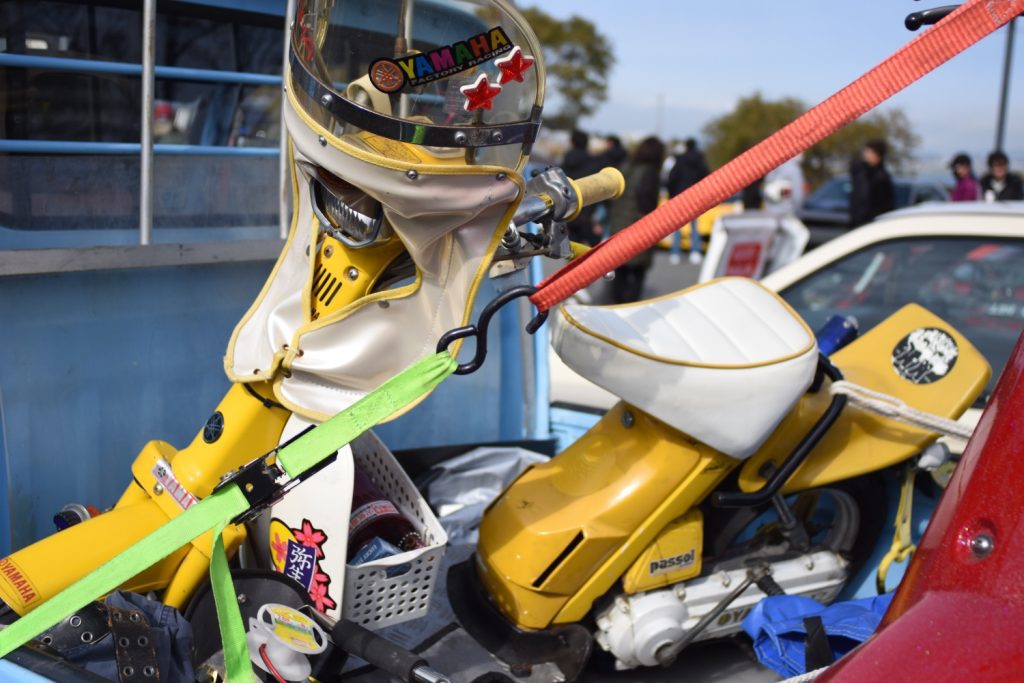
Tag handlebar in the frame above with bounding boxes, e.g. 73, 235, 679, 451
565, 167, 627, 221
492, 165, 625, 272
512, 166, 625, 227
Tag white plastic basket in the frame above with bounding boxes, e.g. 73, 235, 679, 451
344, 432, 448, 630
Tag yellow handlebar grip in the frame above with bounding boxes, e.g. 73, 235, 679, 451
569, 240, 591, 260
565, 167, 626, 221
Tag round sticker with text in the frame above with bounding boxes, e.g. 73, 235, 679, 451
891, 327, 958, 384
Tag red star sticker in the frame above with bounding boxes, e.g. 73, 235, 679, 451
460, 73, 503, 112
495, 46, 535, 84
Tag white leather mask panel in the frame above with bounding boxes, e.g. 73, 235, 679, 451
226, 99, 520, 420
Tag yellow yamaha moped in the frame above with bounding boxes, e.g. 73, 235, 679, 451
447, 277, 988, 678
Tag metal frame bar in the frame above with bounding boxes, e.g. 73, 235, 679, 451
140, 0, 156, 245
279, 0, 297, 240
0, 53, 282, 86
0, 241, 283, 278
528, 243, 551, 440
995, 18, 1016, 151
0, 140, 279, 155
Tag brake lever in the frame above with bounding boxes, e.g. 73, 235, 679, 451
490, 164, 619, 278
490, 214, 571, 278
512, 167, 579, 227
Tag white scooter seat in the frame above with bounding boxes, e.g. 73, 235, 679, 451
551, 277, 819, 459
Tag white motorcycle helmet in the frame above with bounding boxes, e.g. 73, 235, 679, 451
227, 0, 545, 420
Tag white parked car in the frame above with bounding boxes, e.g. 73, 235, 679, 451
550, 202, 1024, 444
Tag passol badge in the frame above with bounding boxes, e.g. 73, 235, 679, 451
649, 549, 697, 577
891, 327, 959, 384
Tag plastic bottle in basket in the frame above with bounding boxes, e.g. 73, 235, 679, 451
348, 466, 425, 560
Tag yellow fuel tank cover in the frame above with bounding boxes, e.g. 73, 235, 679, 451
740, 303, 990, 494
622, 508, 703, 594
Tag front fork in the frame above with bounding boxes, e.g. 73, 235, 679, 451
0, 382, 290, 615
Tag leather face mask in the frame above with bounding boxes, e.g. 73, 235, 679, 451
226, 95, 524, 420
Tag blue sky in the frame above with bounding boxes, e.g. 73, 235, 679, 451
535, 2, 1023, 165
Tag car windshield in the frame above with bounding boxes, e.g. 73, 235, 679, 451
780, 236, 1024, 403
804, 178, 849, 211
894, 183, 912, 207
803, 177, 913, 211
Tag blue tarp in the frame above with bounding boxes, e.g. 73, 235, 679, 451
742, 593, 894, 677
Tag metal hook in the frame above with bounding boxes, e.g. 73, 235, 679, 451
436, 285, 549, 375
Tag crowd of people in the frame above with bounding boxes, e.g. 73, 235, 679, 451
560, 130, 626, 248
559, 131, 713, 303
561, 129, 1024, 304
848, 142, 1024, 228
948, 150, 1024, 203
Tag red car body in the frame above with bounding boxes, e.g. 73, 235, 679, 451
820, 332, 1024, 681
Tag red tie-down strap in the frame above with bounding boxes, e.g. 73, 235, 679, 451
530, 0, 1024, 312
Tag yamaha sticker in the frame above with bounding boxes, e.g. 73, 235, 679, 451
0, 557, 39, 607
369, 26, 513, 93
891, 327, 959, 384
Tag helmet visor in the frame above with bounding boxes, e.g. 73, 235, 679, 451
290, 0, 544, 169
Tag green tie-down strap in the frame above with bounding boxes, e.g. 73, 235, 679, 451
0, 351, 458, 682
0, 484, 249, 660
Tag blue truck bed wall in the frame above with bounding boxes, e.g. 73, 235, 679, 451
0, 262, 533, 554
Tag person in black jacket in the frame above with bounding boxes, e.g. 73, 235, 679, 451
608, 136, 665, 303
849, 139, 895, 228
981, 151, 1024, 201
597, 134, 628, 169
561, 130, 600, 245
666, 138, 710, 264
589, 135, 628, 241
